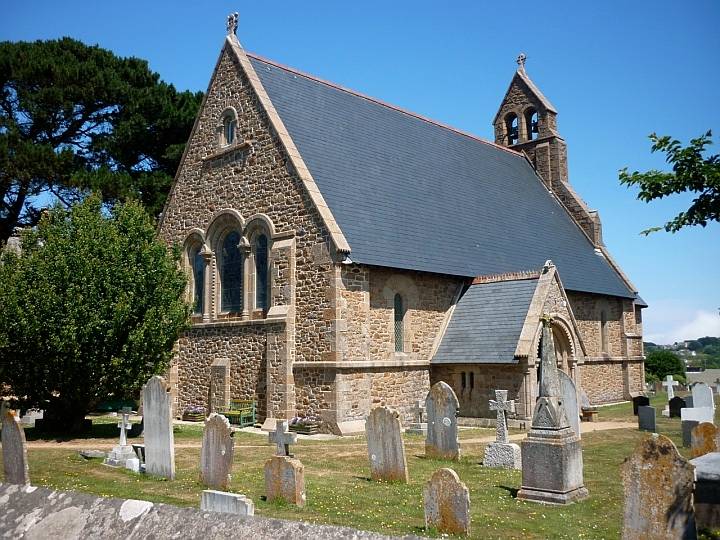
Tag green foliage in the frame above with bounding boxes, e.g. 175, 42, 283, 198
0, 195, 190, 430
0, 37, 203, 243
620, 131, 720, 235
644, 350, 686, 384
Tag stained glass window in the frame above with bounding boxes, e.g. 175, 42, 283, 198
221, 231, 243, 312
191, 246, 204, 315
224, 116, 235, 145
255, 234, 269, 312
394, 293, 405, 353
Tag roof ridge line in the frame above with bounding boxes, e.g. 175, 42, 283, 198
472, 270, 541, 285
246, 52, 522, 157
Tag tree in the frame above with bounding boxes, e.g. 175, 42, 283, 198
0, 38, 203, 244
0, 195, 190, 431
644, 350, 686, 384
619, 131, 719, 235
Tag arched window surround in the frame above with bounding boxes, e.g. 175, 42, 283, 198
217, 106, 240, 148
524, 107, 539, 141
380, 274, 419, 356
505, 112, 519, 145
182, 230, 208, 320
245, 214, 275, 317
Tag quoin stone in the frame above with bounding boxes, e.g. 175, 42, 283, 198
1, 401, 30, 485
692, 382, 715, 410
662, 375, 679, 400
691, 422, 719, 459
200, 413, 235, 490
621, 434, 696, 540
558, 370, 581, 437
365, 406, 409, 482
143, 376, 176, 479
425, 381, 460, 460
200, 490, 254, 516
268, 419, 297, 456
423, 468, 470, 535
483, 390, 521, 469
637, 406, 656, 433
264, 455, 305, 507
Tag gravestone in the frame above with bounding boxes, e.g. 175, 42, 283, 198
483, 390, 521, 469
143, 375, 175, 479
637, 406, 656, 433
423, 468, 470, 535
268, 419, 297, 456
681, 406, 714, 424
669, 396, 687, 418
691, 422, 719, 458
558, 371, 581, 438
264, 455, 305, 507
1, 401, 30, 485
692, 382, 715, 410
365, 406, 408, 482
104, 407, 136, 467
682, 420, 700, 448
200, 413, 235, 490
406, 399, 427, 436
689, 452, 720, 531
685, 395, 694, 408
425, 381, 460, 460
517, 318, 588, 505
621, 434, 696, 540
201, 490, 254, 516
632, 395, 650, 415
662, 375, 679, 400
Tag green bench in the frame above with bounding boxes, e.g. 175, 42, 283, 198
219, 399, 256, 427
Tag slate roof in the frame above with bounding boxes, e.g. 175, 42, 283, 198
433, 278, 539, 364
248, 54, 635, 299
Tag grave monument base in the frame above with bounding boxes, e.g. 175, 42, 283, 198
406, 422, 427, 436
483, 441, 521, 469
104, 445, 137, 467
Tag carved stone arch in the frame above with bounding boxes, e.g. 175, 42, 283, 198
244, 213, 276, 238
217, 106, 241, 147
206, 209, 245, 249
244, 214, 275, 314
182, 229, 209, 317
530, 314, 578, 373
206, 209, 246, 318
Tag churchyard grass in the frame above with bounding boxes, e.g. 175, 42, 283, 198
0, 401, 706, 538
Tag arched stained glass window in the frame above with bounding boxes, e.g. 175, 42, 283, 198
255, 234, 269, 312
221, 231, 243, 312
394, 293, 405, 353
190, 245, 204, 315
223, 116, 235, 146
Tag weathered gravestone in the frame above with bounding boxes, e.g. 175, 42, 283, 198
685, 395, 694, 408
143, 376, 175, 479
681, 405, 714, 424
691, 422, 719, 459
365, 406, 408, 482
517, 318, 588, 505
689, 451, 720, 532
268, 419, 297, 457
692, 382, 715, 410
637, 406, 656, 433
200, 413, 235, 490
621, 434, 696, 540
682, 420, 700, 448
632, 395, 650, 416
663, 375, 679, 400
264, 455, 306, 507
104, 407, 136, 468
558, 371, 581, 437
1, 401, 30, 485
425, 381, 460, 460
423, 468, 470, 535
201, 490, 254, 516
406, 399, 427, 436
669, 396, 687, 418
483, 390, 521, 469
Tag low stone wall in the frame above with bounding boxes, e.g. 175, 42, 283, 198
0, 484, 397, 539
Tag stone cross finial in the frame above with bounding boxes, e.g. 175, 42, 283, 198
489, 390, 515, 443
226, 12, 239, 35
412, 399, 426, 423
117, 407, 132, 447
662, 375, 679, 400
516, 52, 527, 71
269, 419, 297, 456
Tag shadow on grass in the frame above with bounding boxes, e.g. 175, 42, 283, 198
25, 422, 144, 442
498, 485, 519, 498
352, 476, 373, 482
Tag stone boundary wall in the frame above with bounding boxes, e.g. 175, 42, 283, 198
0, 484, 398, 539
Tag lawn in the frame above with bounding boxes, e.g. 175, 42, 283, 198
0, 399, 709, 539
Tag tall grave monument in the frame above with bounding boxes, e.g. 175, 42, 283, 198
143, 376, 176, 479
425, 382, 460, 460
517, 316, 588, 504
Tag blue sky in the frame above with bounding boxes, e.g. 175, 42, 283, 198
3, 1, 719, 343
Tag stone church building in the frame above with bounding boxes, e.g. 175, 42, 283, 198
158, 21, 646, 434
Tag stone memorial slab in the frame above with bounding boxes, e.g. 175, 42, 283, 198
365, 406, 408, 482
689, 451, 720, 531
558, 371, 581, 437
268, 419, 297, 456
637, 406, 656, 432
621, 434, 696, 540
423, 468, 470, 535
632, 395, 650, 416
483, 389, 521, 469
143, 375, 175, 479
1, 402, 30, 485
692, 382, 715, 410
406, 399, 427, 436
682, 420, 700, 448
691, 422, 719, 458
662, 375, 679, 400
685, 395, 694, 408
200, 413, 235, 490
669, 396, 687, 418
425, 381, 460, 460
201, 490, 254, 516
264, 455, 305, 507
681, 406, 715, 424
125, 457, 141, 473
